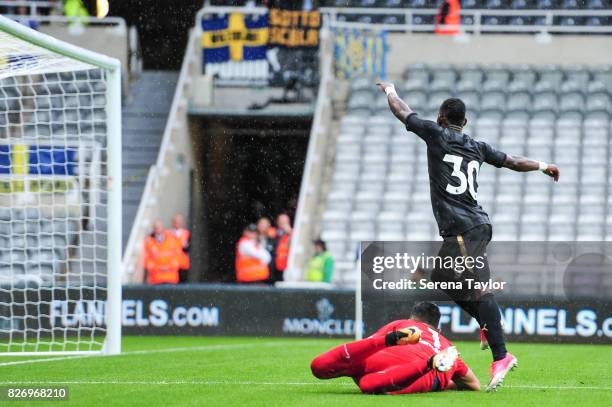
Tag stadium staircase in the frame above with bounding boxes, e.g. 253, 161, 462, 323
121, 71, 178, 247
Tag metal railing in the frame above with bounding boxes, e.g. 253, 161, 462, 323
196, 6, 612, 34
321, 7, 612, 34
0, 13, 127, 30
122, 165, 157, 283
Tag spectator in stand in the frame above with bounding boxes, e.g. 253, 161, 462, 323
144, 220, 181, 285
171, 214, 190, 284
257, 216, 276, 253
64, 0, 89, 18
235, 223, 271, 284
256, 216, 276, 281
1, 0, 57, 28
1, 1, 73, 18
3, 0, 27, 16
64, 0, 89, 32
306, 239, 334, 284
273, 213, 292, 282
435, 0, 461, 35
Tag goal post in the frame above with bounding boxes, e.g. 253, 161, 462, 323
355, 247, 363, 340
0, 15, 122, 355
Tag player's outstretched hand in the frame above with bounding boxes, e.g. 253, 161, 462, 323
376, 82, 394, 93
385, 327, 421, 346
543, 164, 560, 182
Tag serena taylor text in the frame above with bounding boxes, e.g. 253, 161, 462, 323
372, 279, 507, 291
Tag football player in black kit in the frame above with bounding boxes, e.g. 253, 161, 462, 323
376, 81, 560, 391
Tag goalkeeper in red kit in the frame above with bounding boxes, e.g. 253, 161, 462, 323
310, 302, 480, 394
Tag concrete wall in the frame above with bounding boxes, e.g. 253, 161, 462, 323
385, 33, 612, 78
40, 24, 128, 82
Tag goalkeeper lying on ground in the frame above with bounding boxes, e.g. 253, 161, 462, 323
310, 302, 480, 394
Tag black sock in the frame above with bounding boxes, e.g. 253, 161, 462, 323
427, 355, 435, 370
478, 295, 507, 361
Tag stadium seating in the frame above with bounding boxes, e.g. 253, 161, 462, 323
321, 1, 612, 28
321, 63, 612, 292
213, 0, 612, 26
0, 208, 79, 284
322, 0, 612, 9
0, 70, 108, 285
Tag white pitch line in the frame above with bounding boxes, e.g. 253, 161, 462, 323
0, 380, 607, 391
0, 355, 94, 368
0, 380, 339, 386
2, 344, 610, 392
507, 384, 612, 391
0, 341, 313, 368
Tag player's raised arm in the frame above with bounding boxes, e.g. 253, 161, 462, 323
376, 82, 414, 123
503, 154, 560, 182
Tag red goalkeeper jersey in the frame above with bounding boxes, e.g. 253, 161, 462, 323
368, 319, 469, 391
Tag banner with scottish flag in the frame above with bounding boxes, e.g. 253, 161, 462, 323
266, 4, 320, 88
201, 13, 268, 63
199, 8, 322, 87
268, 8, 320, 48
201, 12, 270, 84
334, 29, 388, 80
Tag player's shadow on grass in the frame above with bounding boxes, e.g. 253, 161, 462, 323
306, 388, 448, 398
305, 382, 452, 398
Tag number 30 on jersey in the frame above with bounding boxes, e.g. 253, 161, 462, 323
443, 154, 480, 200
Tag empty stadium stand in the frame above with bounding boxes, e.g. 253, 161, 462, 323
318, 64, 612, 290
0, 69, 108, 284
0, 207, 77, 282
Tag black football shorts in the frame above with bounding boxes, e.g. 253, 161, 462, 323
431, 223, 493, 302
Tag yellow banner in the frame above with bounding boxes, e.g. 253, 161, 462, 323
269, 9, 320, 48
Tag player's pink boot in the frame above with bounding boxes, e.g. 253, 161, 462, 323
486, 352, 518, 392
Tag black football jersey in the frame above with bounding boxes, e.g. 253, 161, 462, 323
405, 114, 507, 237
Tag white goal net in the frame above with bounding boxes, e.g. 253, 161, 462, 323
0, 16, 121, 355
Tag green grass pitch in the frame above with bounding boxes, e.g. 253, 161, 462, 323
1, 336, 611, 406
